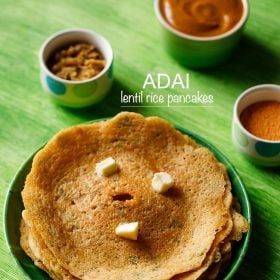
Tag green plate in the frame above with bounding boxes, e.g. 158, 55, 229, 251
3, 123, 252, 280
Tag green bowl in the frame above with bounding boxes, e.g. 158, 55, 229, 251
3, 124, 251, 280
154, 0, 249, 68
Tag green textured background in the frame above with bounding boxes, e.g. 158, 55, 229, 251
0, 0, 279, 279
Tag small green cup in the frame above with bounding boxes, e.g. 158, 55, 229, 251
154, 0, 249, 68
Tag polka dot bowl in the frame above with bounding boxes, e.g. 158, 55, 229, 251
232, 84, 280, 166
39, 28, 113, 108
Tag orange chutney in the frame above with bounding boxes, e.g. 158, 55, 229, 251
240, 101, 280, 141
160, 0, 244, 37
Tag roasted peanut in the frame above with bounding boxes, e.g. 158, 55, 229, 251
48, 43, 105, 81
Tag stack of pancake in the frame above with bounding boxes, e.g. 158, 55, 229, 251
20, 112, 249, 280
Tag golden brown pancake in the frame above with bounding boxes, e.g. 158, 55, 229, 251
20, 219, 47, 272
171, 170, 234, 280
20, 185, 234, 280
21, 112, 249, 280
20, 215, 78, 280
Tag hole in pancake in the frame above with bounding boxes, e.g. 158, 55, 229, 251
91, 204, 97, 210
112, 193, 133, 202
163, 187, 183, 198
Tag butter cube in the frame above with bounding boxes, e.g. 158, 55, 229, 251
152, 172, 174, 193
96, 157, 118, 177
115, 222, 139, 240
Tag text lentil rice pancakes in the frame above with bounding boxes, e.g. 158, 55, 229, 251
20, 112, 249, 280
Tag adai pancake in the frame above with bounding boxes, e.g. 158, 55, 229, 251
171, 167, 248, 280
20, 212, 77, 280
21, 112, 247, 280
20, 183, 232, 280
171, 170, 234, 280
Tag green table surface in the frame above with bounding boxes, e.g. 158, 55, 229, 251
0, 0, 279, 279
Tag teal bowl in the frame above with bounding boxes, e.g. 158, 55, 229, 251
3, 124, 251, 280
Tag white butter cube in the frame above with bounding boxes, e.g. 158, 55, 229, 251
152, 172, 174, 193
115, 222, 139, 240
96, 157, 118, 177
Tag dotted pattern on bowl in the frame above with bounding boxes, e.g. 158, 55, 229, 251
234, 123, 280, 158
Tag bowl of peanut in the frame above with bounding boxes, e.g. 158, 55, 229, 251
39, 28, 113, 108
